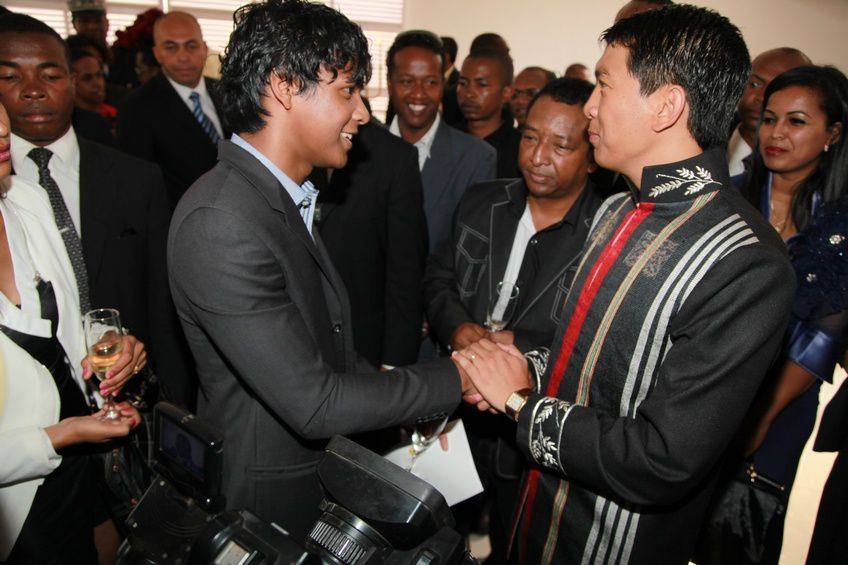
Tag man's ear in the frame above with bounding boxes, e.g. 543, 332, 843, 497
652, 84, 687, 133
269, 72, 296, 111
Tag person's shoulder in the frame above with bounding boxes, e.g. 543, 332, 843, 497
358, 122, 416, 156
119, 74, 167, 109
439, 124, 495, 158
78, 137, 160, 175
461, 178, 519, 207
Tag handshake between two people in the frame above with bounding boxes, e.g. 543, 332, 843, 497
450, 337, 533, 415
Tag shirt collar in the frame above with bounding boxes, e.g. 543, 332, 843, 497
165, 73, 207, 102
634, 147, 729, 204
11, 127, 79, 174
230, 134, 318, 224
389, 114, 440, 171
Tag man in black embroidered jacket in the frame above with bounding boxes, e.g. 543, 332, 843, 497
424, 77, 602, 563
453, 6, 795, 564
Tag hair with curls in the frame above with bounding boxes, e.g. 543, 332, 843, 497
526, 77, 594, 116
0, 13, 71, 66
386, 30, 443, 78
219, 0, 372, 134
744, 65, 848, 231
601, 4, 750, 150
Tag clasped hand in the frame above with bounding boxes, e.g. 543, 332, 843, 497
81, 334, 147, 397
450, 338, 531, 414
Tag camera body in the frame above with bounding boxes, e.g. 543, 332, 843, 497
118, 404, 473, 565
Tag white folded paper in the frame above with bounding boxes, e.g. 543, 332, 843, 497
384, 419, 484, 507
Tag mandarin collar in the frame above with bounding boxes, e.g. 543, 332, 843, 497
630, 147, 728, 204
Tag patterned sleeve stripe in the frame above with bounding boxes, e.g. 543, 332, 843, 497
524, 347, 551, 392
528, 396, 574, 474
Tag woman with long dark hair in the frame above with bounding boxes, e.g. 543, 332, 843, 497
697, 65, 847, 564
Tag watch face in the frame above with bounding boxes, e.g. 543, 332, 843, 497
507, 393, 524, 411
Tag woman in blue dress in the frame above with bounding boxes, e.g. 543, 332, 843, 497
696, 65, 848, 564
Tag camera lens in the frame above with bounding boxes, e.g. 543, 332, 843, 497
305, 501, 390, 564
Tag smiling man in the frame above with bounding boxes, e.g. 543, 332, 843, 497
452, 5, 796, 564
167, 1, 472, 541
117, 11, 228, 208
385, 30, 495, 251
424, 77, 602, 563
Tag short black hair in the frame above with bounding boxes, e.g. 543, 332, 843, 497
521, 66, 557, 84
219, 0, 372, 134
745, 65, 848, 231
470, 32, 509, 54
70, 48, 99, 65
386, 30, 443, 78
465, 47, 514, 85
441, 36, 457, 63
602, 4, 750, 150
66, 33, 109, 62
0, 13, 71, 67
527, 77, 594, 116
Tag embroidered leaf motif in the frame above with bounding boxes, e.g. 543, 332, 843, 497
536, 404, 554, 423
650, 166, 721, 198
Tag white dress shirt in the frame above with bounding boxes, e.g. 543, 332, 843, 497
165, 74, 224, 139
10, 129, 82, 236
389, 114, 441, 171
727, 126, 753, 177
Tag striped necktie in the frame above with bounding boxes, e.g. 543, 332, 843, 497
189, 91, 220, 144
27, 147, 92, 314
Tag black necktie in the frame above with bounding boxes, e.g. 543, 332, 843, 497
27, 147, 91, 314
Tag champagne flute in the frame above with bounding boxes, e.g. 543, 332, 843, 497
406, 413, 449, 471
83, 308, 124, 420
485, 281, 520, 332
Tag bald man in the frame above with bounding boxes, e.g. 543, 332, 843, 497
728, 47, 812, 176
117, 11, 229, 207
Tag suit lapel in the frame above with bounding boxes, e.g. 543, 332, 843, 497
421, 121, 457, 211
77, 138, 115, 285
156, 75, 213, 147
487, 183, 520, 300
220, 143, 346, 308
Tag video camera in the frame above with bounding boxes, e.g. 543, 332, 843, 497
117, 403, 474, 564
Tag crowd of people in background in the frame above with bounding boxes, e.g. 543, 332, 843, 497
0, 0, 846, 564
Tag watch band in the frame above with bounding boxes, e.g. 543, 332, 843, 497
505, 388, 534, 422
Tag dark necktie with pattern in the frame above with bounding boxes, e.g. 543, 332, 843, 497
189, 91, 220, 144
27, 147, 92, 314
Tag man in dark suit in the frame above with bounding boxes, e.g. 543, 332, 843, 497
424, 78, 602, 562
117, 11, 228, 208
313, 123, 427, 369
385, 30, 496, 253
0, 15, 194, 407
167, 1, 470, 541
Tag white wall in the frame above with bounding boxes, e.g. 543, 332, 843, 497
404, 0, 848, 78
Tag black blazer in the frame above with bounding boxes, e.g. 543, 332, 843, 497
78, 137, 194, 405
424, 177, 603, 352
116, 74, 229, 208
315, 124, 428, 368
167, 141, 460, 540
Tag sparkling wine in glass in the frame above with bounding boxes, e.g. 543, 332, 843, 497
84, 308, 123, 420
485, 281, 520, 332
406, 413, 449, 471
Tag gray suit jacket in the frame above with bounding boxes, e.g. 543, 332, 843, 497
167, 141, 460, 540
421, 120, 496, 252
